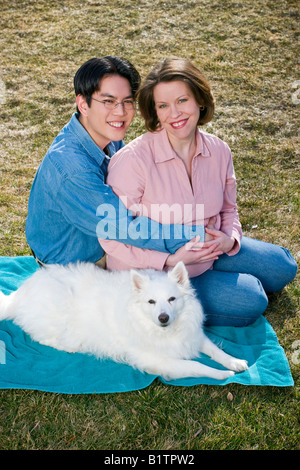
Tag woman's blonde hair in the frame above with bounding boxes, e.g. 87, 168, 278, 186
137, 58, 215, 132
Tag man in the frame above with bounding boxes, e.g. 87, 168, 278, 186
26, 56, 204, 266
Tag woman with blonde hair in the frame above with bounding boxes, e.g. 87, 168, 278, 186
100, 58, 297, 326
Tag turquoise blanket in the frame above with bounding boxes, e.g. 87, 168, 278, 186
0, 256, 293, 393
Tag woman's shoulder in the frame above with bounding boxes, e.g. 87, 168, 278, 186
199, 129, 230, 148
123, 131, 158, 152
198, 129, 232, 160
108, 131, 158, 169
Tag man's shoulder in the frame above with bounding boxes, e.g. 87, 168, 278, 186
43, 116, 99, 177
44, 134, 86, 178
49, 114, 82, 151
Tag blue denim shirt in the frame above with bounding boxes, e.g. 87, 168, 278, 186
26, 113, 204, 265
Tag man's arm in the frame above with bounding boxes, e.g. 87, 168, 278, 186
59, 171, 204, 255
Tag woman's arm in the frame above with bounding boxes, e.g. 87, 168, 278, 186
200, 149, 242, 256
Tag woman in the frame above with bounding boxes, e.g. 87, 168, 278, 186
100, 58, 297, 326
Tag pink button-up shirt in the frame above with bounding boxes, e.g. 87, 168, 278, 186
100, 128, 242, 277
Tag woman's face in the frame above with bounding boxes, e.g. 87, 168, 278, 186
153, 80, 201, 143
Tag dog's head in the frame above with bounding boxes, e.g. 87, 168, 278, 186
130, 262, 192, 328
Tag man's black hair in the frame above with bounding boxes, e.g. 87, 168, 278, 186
74, 56, 141, 113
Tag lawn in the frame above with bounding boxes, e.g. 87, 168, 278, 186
0, 0, 299, 450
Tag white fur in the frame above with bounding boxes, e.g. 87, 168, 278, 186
0, 261, 248, 381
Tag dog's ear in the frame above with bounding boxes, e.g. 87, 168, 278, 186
168, 262, 190, 288
131, 270, 148, 292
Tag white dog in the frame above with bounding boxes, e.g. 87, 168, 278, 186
0, 261, 248, 381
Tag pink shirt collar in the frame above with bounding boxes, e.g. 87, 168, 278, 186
152, 128, 211, 163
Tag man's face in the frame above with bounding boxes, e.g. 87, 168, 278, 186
77, 75, 136, 149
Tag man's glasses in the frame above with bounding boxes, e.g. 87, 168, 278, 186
91, 97, 135, 111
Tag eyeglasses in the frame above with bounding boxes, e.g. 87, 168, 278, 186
91, 97, 135, 111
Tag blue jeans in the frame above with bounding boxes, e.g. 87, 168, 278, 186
190, 237, 297, 327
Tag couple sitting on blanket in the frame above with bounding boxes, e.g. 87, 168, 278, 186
25, 56, 297, 327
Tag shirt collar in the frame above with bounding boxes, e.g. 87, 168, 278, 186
153, 128, 211, 163
67, 113, 117, 165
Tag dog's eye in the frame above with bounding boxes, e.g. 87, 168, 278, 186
168, 296, 176, 302
148, 299, 156, 304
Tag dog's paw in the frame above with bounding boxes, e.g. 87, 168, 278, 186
228, 358, 248, 372
217, 370, 235, 380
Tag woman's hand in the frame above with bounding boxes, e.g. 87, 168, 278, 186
203, 227, 235, 254
165, 235, 224, 268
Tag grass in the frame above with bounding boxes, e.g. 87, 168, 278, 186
0, 0, 299, 451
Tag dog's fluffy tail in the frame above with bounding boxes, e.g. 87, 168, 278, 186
0, 291, 12, 320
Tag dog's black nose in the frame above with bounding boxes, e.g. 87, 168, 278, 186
158, 313, 169, 324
